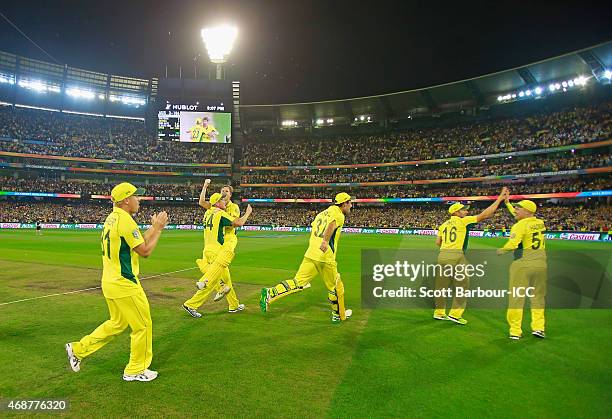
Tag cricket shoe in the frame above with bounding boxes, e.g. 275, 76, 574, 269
182, 304, 202, 318
433, 313, 448, 320
123, 369, 158, 382
332, 309, 353, 323
213, 285, 232, 302
65, 343, 81, 372
509, 335, 522, 340
259, 288, 270, 313
228, 304, 245, 313
532, 330, 546, 339
447, 316, 468, 325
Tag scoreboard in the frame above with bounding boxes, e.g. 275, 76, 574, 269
157, 79, 233, 144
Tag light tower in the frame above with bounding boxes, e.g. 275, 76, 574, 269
201, 25, 238, 80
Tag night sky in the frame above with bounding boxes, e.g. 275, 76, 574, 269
0, 0, 610, 104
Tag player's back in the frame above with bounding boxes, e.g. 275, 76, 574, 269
202, 207, 234, 254
511, 216, 547, 264
304, 206, 345, 263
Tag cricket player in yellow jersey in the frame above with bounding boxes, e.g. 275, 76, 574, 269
497, 198, 547, 340
186, 118, 204, 142
65, 182, 168, 382
182, 193, 252, 318
200, 116, 219, 142
197, 179, 244, 312
434, 187, 508, 325
260, 192, 353, 323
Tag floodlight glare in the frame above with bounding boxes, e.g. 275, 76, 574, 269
534, 86, 543, 95
201, 25, 238, 64
497, 96, 503, 101
604, 70, 612, 79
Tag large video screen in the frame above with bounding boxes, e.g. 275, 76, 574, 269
158, 103, 232, 143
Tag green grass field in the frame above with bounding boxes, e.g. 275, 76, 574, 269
1, 229, 610, 418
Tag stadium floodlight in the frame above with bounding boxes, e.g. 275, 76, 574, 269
534, 86, 543, 95
604, 70, 612, 80
549, 84, 555, 92
359, 115, 365, 121
497, 96, 503, 101
316, 118, 324, 125
66, 88, 95, 99
327, 118, 333, 124
525, 90, 532, 96
201, 25, 238, 80
518, 91, 525, 97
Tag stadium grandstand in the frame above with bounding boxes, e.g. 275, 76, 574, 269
0, 42, 610, 236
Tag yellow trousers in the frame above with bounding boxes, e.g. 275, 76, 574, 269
184, 249, 235, 310
434, 251, 470, 319
71, 288, 152, 375
294, 257, 338, 290
193, 255, 240, 310
269, 257, 344, 317
507, 262, 547, 337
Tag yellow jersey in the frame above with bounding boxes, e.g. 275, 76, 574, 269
189, 125, 204, 142
502, 217, 547, 263
223, 201, 240, 249
203, 207, 236, 254
200, 125, 217, 142
100, 206, 145, 299
304, 205, 345, 263
437, 215, 478, 252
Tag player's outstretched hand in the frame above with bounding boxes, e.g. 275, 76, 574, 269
153, 211, 169, 230
204, 179, 211, 187
245, 204, 253, 215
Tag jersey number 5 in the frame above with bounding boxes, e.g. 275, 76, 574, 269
531, 232, 542, 249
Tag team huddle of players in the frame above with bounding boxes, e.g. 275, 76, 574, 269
186, 116, 219, 142
65, 181, 547, 382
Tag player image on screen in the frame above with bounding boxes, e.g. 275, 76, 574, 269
180, 112, 230, 143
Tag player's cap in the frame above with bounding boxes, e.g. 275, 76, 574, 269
515, 200, 537, 213
334, 192, 352, 205
111, 182, 145, 203
448, 202, 469, 214
210, 192, 223, 205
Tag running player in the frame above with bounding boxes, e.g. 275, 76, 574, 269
259, 192, 353, 323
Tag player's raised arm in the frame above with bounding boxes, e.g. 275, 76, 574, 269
232, 204, 253, 227
475, 187, 509, 222
319, 220, 337, 252
134, 211, 169, 258
199, 179, 212, 209
504, 193, 517, 217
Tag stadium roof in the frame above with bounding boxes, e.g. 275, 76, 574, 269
240, 40, 612, 128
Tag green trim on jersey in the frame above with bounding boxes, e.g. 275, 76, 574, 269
119, 237, 137, 283
329, 227, 338, 253
217, 216, 233, 246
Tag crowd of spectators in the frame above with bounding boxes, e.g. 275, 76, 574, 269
241, 152, 610, 184
2, 176, 609, 199
242, 176, 611, 199
1, 201, 609, 232
244, 102, 611, 165
0, 106, 229, 163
